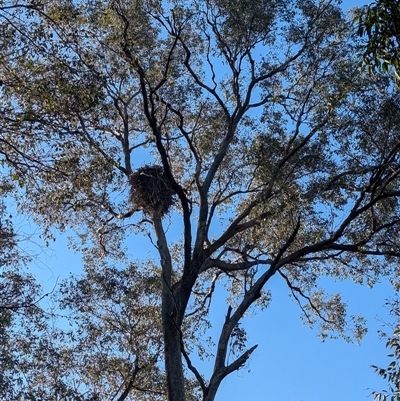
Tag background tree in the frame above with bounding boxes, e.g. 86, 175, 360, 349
371, 297, 400, 401
355, 0, 400, 79
0, 178, 45, 398
2, 265, 168, 401
1, 0, 400, 400
354, 2, 400, 396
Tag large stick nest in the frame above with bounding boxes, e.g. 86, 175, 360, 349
129, 165, 176, 216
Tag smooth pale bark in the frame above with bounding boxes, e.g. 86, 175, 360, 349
153, 214, 186, 401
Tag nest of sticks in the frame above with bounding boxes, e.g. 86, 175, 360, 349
129, 165, 175, 216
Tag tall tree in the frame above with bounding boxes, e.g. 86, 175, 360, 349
1, 0, 400, 400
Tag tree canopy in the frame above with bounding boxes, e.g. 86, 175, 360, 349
1, 0, 400, 400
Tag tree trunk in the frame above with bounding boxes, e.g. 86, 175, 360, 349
162, 302, 186, 401
153, 215, 186, 401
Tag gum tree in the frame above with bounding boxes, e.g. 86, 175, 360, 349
2, 1, 400, 400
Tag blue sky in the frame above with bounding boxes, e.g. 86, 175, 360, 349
16, 0, 396, 400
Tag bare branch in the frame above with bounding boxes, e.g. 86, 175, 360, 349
224, 344, 258, 377
200, 258, 272, 273
278, 270, 337, 326
114, 361, 141, 401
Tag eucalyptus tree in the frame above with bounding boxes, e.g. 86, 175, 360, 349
1, 0, 400, 400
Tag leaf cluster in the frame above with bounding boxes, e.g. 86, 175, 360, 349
355, 0, 400, 80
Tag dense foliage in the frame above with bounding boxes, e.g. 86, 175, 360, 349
1, 0, 400, 400
355, 0, 400, 79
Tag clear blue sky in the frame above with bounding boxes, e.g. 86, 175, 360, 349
20, 0, 394, 400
